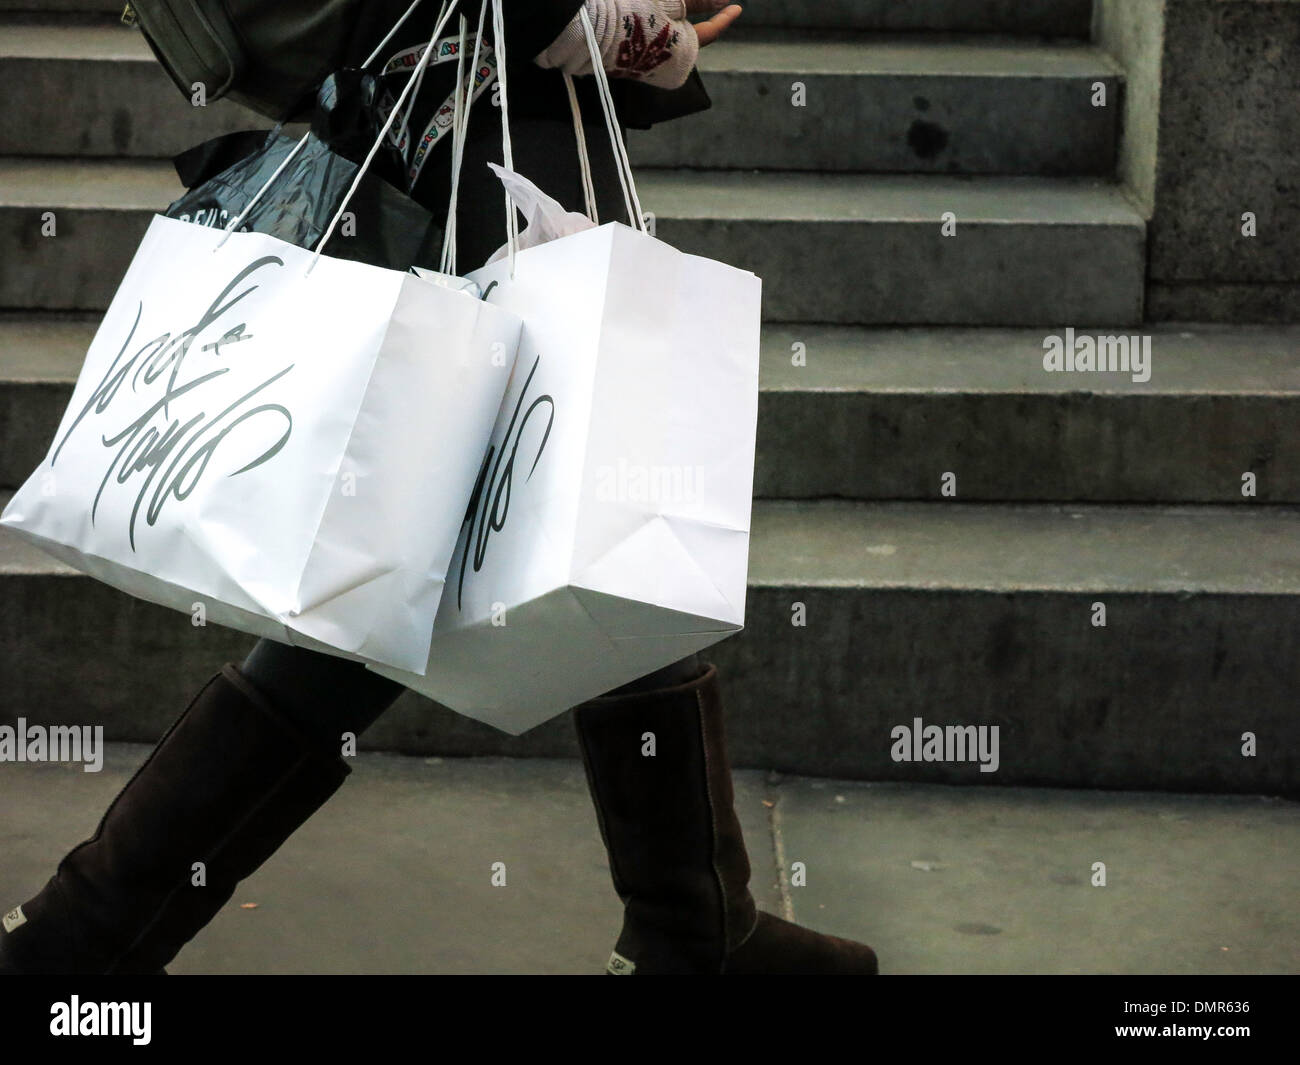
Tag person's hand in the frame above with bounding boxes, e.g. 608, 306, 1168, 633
687, 1, 743, 47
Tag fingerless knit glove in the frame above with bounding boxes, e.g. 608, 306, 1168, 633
533, 0, 701, 91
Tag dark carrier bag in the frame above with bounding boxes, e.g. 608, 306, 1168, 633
165, 127, 444, 271
122, 0, 366, 120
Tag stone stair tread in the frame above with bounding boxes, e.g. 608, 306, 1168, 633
0, 163, 1146, 324
1, 20, 1121, 176
0, 314, 99, 379
0, 1, 1096, 36
636, 169, 1142, 224
0, 15, 147, 58
756, 323, 1300, 395
6, 488, 1300, 594
698, 36, 1121, 77
0, 155, 1141, 225
0, 19, 1121, 79
0, 3, 118, 17
749, 499, 1300, 594
5, 749, 1297, 973
0, 492, 78, 574
731, 0, 1094, 36
8, 316, 1300, 398
0, 156, 181, 207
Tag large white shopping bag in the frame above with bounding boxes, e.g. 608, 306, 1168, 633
368, 1, 761, 731
1, 0, 521, 675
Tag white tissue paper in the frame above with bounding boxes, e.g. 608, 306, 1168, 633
482, 161, 598, 264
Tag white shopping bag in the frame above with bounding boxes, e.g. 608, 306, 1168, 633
368, 2, 761, 731
1, 0, 522, 675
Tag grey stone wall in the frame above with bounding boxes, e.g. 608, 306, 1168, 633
1151, 0, 1300, 321
1094, 0, 1167, 217
1094, 0, 1299, 322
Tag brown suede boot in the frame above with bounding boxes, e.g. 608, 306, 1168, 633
0, 664, 350, 975
573, 664, 878, 975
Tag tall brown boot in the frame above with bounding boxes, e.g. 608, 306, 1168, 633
573, 664, 878, 975
0, 664, 350, 974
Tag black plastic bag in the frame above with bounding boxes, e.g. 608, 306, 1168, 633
165, 126, 444, 272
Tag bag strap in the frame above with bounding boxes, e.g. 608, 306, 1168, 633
564, 72, 598, 224
364, 0, 439, 68
573, 5, 647, 236
487, 0, 649, 276
385, 1, 453, 168
311, 0, 462, 271
440, 2, 491, 276
438, 13, 470, 275
216, 0, 461, 270
490, 0, 520, 276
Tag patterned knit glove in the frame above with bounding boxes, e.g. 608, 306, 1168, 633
534, 0, 728, 90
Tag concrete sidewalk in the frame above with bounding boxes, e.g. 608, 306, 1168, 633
1, 746, 1296, 975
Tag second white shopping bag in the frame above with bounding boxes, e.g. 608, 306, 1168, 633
369, 1, 762, 732
0, 0, 521, 675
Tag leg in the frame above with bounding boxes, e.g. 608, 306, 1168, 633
604, 654, 706, 695
239, 638, 407, 749
446, 119, 876, 973
0, 642, 405, 974
572, 665, 879, 974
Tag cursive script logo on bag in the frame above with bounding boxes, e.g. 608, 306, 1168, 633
455, 355, 554, 609
50, 256, 295, 550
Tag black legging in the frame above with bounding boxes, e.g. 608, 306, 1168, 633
242, 116, 702, 744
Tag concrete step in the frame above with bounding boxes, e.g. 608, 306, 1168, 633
0, 158, 182, 313
0, 0, 1097, 37
0, 1, 118, 12
8, 318, 1300, 503
0, 159, 1147, 324
3, 750, 1295, 974
3, 492, 1296, 795
734, 1, 1095, 37
755, 323, 1300, 503
642, 169, 1145, 325
0, 22, 1121, 176
0, 18, 261, 159
629, 38, 1121, 175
